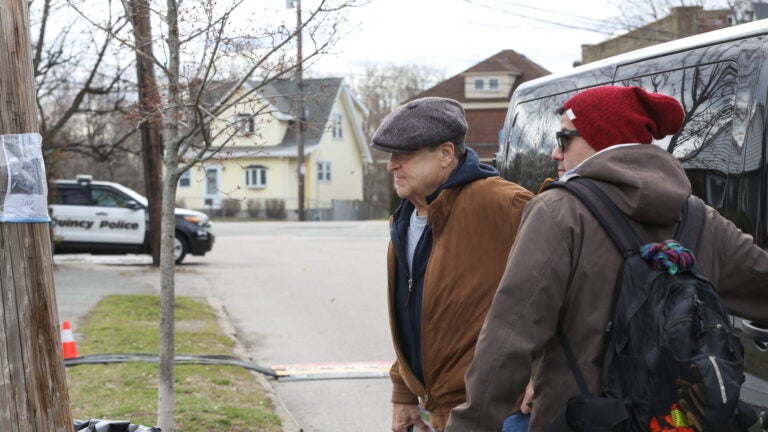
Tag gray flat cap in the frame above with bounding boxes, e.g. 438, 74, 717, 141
370, 97, 468, 153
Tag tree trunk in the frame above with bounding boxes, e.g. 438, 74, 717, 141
157, 0, 181, 430
0, 0, 73, 430
127, 0, 163, 267
157, 164, 178, 432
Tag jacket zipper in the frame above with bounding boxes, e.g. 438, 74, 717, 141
406, 278, 413, 305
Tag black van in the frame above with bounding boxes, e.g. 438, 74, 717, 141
498, 18, 768, 430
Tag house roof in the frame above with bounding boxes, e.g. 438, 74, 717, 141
407, 50, 550, 161
412, 49, 551, 103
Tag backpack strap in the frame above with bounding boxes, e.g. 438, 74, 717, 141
674, 195, 705, 255
543, 178, 642, 257
556, 320, 594, 397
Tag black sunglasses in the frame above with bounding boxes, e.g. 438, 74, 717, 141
555, 129, 580, 152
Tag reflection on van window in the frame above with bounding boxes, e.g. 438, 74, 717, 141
500, 94, 571, 192
619, 62, 737, 211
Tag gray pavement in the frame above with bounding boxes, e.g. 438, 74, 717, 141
53, 220, 395, 432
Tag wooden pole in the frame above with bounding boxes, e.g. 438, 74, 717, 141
295, 0, 306, 221
0, 1, 73, 431
126, 0, 163, 266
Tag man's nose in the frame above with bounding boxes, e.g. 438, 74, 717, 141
387, 156, 398, 172
551, 146, 562, 161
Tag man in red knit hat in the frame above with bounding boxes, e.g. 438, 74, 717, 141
445, 86, 768, 431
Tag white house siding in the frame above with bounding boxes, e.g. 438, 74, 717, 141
210, 88, 289, 148
309, 98, 365, 209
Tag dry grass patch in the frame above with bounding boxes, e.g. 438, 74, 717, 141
66, 294, 281, 432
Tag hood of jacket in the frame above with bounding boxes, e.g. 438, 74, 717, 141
570, 144, 691, 225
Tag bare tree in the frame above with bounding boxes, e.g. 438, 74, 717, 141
65, 0, 364, 430
352, 62, 445, 139
351, 62, 444, 214
30, 0, 138, 180
610, 0, 755, 29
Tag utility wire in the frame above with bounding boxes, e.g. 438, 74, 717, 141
64, 353, 279, 377
64, 353, 391, 381
463, 0, 624, 35
463, 0, 700, 42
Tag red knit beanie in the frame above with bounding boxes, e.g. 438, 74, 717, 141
563, 86, 685, 152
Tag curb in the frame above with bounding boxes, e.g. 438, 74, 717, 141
207, 297, 303, 432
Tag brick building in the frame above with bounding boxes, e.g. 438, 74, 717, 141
581, 6, 734, 64
409, 50, 550, 163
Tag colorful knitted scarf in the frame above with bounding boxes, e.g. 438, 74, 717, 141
640, 240, 696, 275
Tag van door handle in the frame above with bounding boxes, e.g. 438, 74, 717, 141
95, 212, 108, 216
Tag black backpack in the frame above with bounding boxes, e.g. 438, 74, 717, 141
544, 178, 755, 432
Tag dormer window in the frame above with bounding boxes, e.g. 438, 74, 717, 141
234, 113, 255, 136
465, 74, 515, 99
474, 77, 500, 91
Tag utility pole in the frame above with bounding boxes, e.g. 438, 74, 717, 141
124, 0, 164, 266
290, 0, 306, 221
0, 0, 73, 431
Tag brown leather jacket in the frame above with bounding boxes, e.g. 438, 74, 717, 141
387, 174, 533, 430
447, 144, 768, 431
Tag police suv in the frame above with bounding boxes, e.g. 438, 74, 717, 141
50, 175, 214, 264
497, 19, 768, 430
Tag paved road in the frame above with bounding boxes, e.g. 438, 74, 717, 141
54, 220, 395, 432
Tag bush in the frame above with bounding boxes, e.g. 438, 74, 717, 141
221, 198, 242, 217
246, 199, 262, 218
265, 199, 286, 220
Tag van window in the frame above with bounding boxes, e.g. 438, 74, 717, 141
499, 94, 572, 192
617, 62, 738, 211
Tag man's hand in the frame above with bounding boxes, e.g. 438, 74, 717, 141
392, 403, 431, 432
520, 379, 535, 414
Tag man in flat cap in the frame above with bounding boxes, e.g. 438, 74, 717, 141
372, 97, 534, 432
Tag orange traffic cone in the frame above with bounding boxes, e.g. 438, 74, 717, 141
61, 320, 78, 359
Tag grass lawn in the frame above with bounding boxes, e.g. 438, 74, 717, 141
66, 294, 282, 432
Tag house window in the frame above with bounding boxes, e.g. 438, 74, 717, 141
489, 78, 500, 90
245, 165, 267, 188
178, 170, 191, 188
234, 113, 255, 136
474, 79, 484, 90
317, 161, 332, 182
331, 112, 343, 139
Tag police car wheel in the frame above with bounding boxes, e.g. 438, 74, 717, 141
174, 233, 188, 264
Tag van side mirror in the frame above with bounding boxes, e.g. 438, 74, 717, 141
125, 200, 143, 210
743, 320, 768, 351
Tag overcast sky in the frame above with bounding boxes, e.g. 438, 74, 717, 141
307, 0, 625, 78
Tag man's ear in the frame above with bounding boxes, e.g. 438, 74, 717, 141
439, 142, 455, 166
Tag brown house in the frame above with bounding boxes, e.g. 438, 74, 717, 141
409, 50, 550, 163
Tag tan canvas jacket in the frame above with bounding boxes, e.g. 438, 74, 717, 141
387, 176, 533, 429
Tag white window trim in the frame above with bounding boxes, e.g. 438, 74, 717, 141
245, 166, 268, 189
317, 161, 332, 182
234, 113, 255, 136
178, 170, 191, 188
331, 112, 343, 139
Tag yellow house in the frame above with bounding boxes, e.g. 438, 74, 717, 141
176, 78, 372, 220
